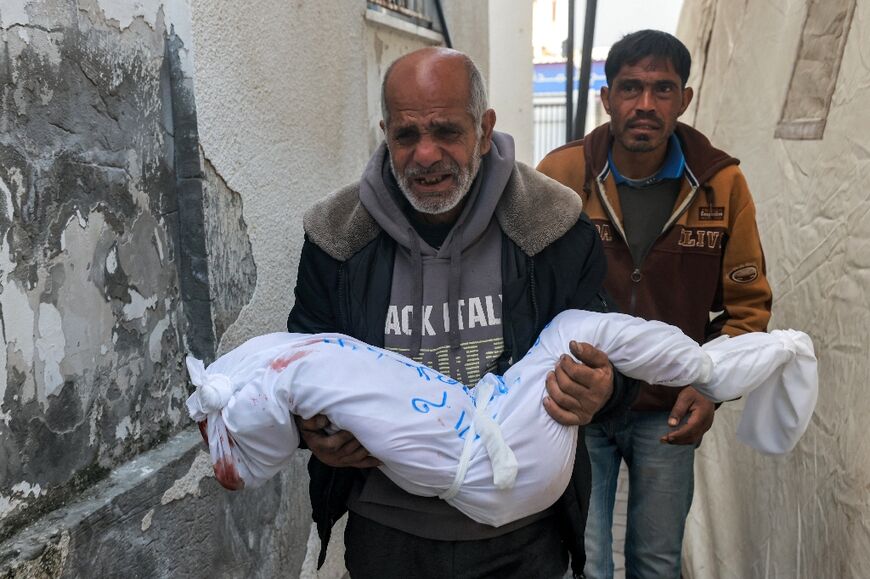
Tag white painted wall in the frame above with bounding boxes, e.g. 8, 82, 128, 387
187, 2, 494, 573
489, 0, 535, 165
189, 1, 373, 354
189, 1, 507, 355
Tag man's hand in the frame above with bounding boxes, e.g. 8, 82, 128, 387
543, 341, 614, 426
295, 414, 381, 468
660, 386, 715, 445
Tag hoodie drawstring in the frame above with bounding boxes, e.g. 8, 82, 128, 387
409, 227, 425, 360
448, 228, 464, 360
409, 225, 465, 372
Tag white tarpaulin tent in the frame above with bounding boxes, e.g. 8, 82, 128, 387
677, 0, 869, 577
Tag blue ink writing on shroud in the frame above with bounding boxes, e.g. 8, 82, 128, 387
454, 410, 466, 430
403, 362, 442, 381
437, 375, 460, 385
366, 346, 385, 360
412, 391, 448, 413
322, 337, 473, 391
452, 409, 481, 441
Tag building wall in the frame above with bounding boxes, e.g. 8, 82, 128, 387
0, 1, 284, 576
190, 0, 492, 354
0, 1, 503, 576
0, 0, 203, 542
489, 0, 534, 165
677, 1, 870, 577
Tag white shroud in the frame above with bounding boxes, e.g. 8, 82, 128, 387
186, 310, 817, 527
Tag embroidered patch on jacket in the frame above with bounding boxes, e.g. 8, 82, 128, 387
677, 228, 723, 249
729, 264, 759, 284
699, 207, 725, 220
595, 223, 614, 242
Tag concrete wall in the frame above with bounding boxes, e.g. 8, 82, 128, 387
0, 1, 504, 577
0, 0, 277, 576
191, 0, 492, 354
488, 0, 534, 165
676, 1, 870, 577
0, 0, 204, 543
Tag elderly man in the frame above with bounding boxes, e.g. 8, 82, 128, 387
287, 47, 636, 579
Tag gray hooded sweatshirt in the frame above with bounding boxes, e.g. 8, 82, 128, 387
348, 132, 553, 540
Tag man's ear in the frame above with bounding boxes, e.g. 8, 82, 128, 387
679, 87, 694, 116
600, 86, 611, 114
478, 109, 497, 155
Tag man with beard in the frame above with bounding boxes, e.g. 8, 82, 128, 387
537, 30, 772, 578
287, 47, 637, 578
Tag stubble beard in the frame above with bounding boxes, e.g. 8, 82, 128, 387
391, 142, 482, 216
623, 138, 658, 153
619, 116, 672, 153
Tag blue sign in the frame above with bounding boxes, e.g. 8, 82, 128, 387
534, 61, 606, 95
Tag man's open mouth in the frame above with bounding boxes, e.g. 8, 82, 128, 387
414, 174, 451, 186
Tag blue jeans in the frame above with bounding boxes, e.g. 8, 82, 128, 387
583, 411, 696, 579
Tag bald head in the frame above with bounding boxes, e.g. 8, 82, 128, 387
381, 48, 488, 130
377, 48, 496, 224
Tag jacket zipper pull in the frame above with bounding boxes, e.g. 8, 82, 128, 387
629, 267, 642, 315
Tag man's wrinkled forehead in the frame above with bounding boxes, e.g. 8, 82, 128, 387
384, 54, 471, 119
616, 56, 679, 78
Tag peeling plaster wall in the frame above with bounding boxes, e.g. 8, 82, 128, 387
189, 0, 372, 355
1, 432, 313, 578
188, 0, 490, 353
0, 0, 199, 539
200, 155, 255, 345
0, 0, 262, 573
187, 1, 490, 575
676, 1, 870, 577
0, 0, 496, 575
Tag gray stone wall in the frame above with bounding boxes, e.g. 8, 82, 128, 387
0, 1, 495, 576
0, 0, 257, 556
2, 0, 185, 538
2, 433, 311, 578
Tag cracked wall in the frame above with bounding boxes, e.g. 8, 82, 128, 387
189, 0, 490, 353
201, 156, 255, 348
677, 0, 870, 577
0, 0, 254, 544
1, 432, 312, 579
1, 0, 490, 576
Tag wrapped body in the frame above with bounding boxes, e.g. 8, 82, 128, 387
186, 310, 816, 527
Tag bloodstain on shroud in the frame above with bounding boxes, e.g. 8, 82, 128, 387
213, 454, 245, 490
198, 346, 314, 491
270, 347, 313, 371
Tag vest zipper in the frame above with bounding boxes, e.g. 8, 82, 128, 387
529, 257, 539, 332
337, 264, 348, 333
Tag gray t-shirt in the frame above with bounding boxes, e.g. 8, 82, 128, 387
617, 178, 682, 265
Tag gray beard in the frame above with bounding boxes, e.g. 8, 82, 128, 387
390, 143, 482, 216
